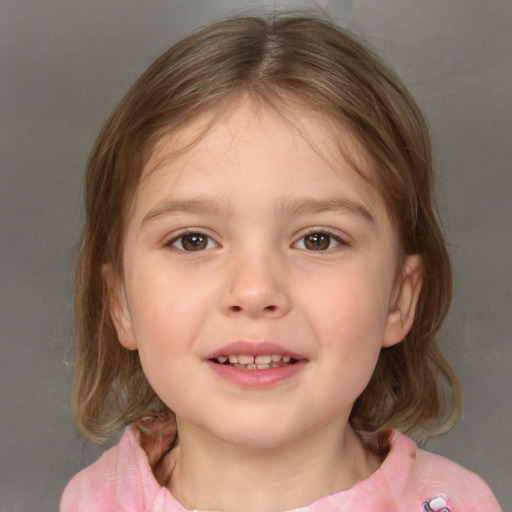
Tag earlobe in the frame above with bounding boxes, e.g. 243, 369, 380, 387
382, 255, 424, 348
102, 263, 138, 351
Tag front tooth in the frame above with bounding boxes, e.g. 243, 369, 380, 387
238, 354, 255, 365
217, 356, 228, 364
255, 355, 271, 364
228, 355, 239, 364
271, 354, 282, 362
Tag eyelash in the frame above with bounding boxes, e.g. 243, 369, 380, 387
165, 230, 218, 252
164, 229, 347, 253
293, 229, 346, 252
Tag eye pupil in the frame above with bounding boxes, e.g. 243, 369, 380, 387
182, 233, 207, 251
305, 233, 330, 250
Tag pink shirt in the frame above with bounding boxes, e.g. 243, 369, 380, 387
61, 426, 501, 512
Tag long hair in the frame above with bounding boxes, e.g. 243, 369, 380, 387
72, 14, 461, 445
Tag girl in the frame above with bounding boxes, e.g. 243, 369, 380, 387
61, 14, 501, 512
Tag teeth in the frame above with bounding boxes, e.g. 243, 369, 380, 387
215, 353, 295, 368
255, 355, 272, 364
238, 354, 255, 365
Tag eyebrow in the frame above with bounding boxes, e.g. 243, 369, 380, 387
274, 196, 375, 223
142, 198, 233, 226
141, 195, 374, 226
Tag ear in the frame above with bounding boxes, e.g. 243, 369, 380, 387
102, 263, 138, 350
382, 255, 423, 348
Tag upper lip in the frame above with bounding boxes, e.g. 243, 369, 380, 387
205, 341, 306, 361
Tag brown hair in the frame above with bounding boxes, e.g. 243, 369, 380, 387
72, 13, 461, 445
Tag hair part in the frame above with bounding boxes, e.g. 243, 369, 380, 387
72, 13, 461, 446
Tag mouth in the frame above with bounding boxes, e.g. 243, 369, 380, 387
205, 342, 306, 386
210, 353, 299, 370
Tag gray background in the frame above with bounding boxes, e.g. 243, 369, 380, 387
1, 1, 510, 510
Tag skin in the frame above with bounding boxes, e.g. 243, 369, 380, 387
107, 99, 423, 512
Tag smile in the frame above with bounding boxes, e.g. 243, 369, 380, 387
206, 342, 306, 387
212, 354, 296, 369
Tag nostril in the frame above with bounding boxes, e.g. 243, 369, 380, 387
228, 304, 278, 314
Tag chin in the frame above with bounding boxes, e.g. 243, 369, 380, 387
209, 418, 301, 451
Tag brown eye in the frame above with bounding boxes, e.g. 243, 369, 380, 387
295, 232, 341, 251
171, 233, 215, 251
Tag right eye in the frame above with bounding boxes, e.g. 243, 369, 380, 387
168, 232, 217, 251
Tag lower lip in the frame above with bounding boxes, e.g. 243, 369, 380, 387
206, 360, 307, 388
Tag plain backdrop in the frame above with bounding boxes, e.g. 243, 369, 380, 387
1, 1, 510, 510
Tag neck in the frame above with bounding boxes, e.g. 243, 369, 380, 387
163, 418, 380, 512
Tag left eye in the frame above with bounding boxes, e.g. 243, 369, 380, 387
169, 232, 217, 251
294, 232, 342, 251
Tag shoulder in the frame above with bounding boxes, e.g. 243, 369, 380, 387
60, 426, 160, 512
60, 440, 121, 512
388, 431, 502, 512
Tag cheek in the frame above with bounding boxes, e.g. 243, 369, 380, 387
305, 265, 392, 339
301, 265, 392, 383
127, 288, 198, 406
125, 259, 219, 367
128, 255, 210, 322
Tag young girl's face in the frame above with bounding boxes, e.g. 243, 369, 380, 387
109, 99, 421, 449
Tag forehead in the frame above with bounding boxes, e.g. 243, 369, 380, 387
126, 99, 391, 234
140, 98, 377, 195
121, 98, 399, 256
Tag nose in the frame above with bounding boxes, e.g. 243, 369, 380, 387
219, 250, 291, 319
